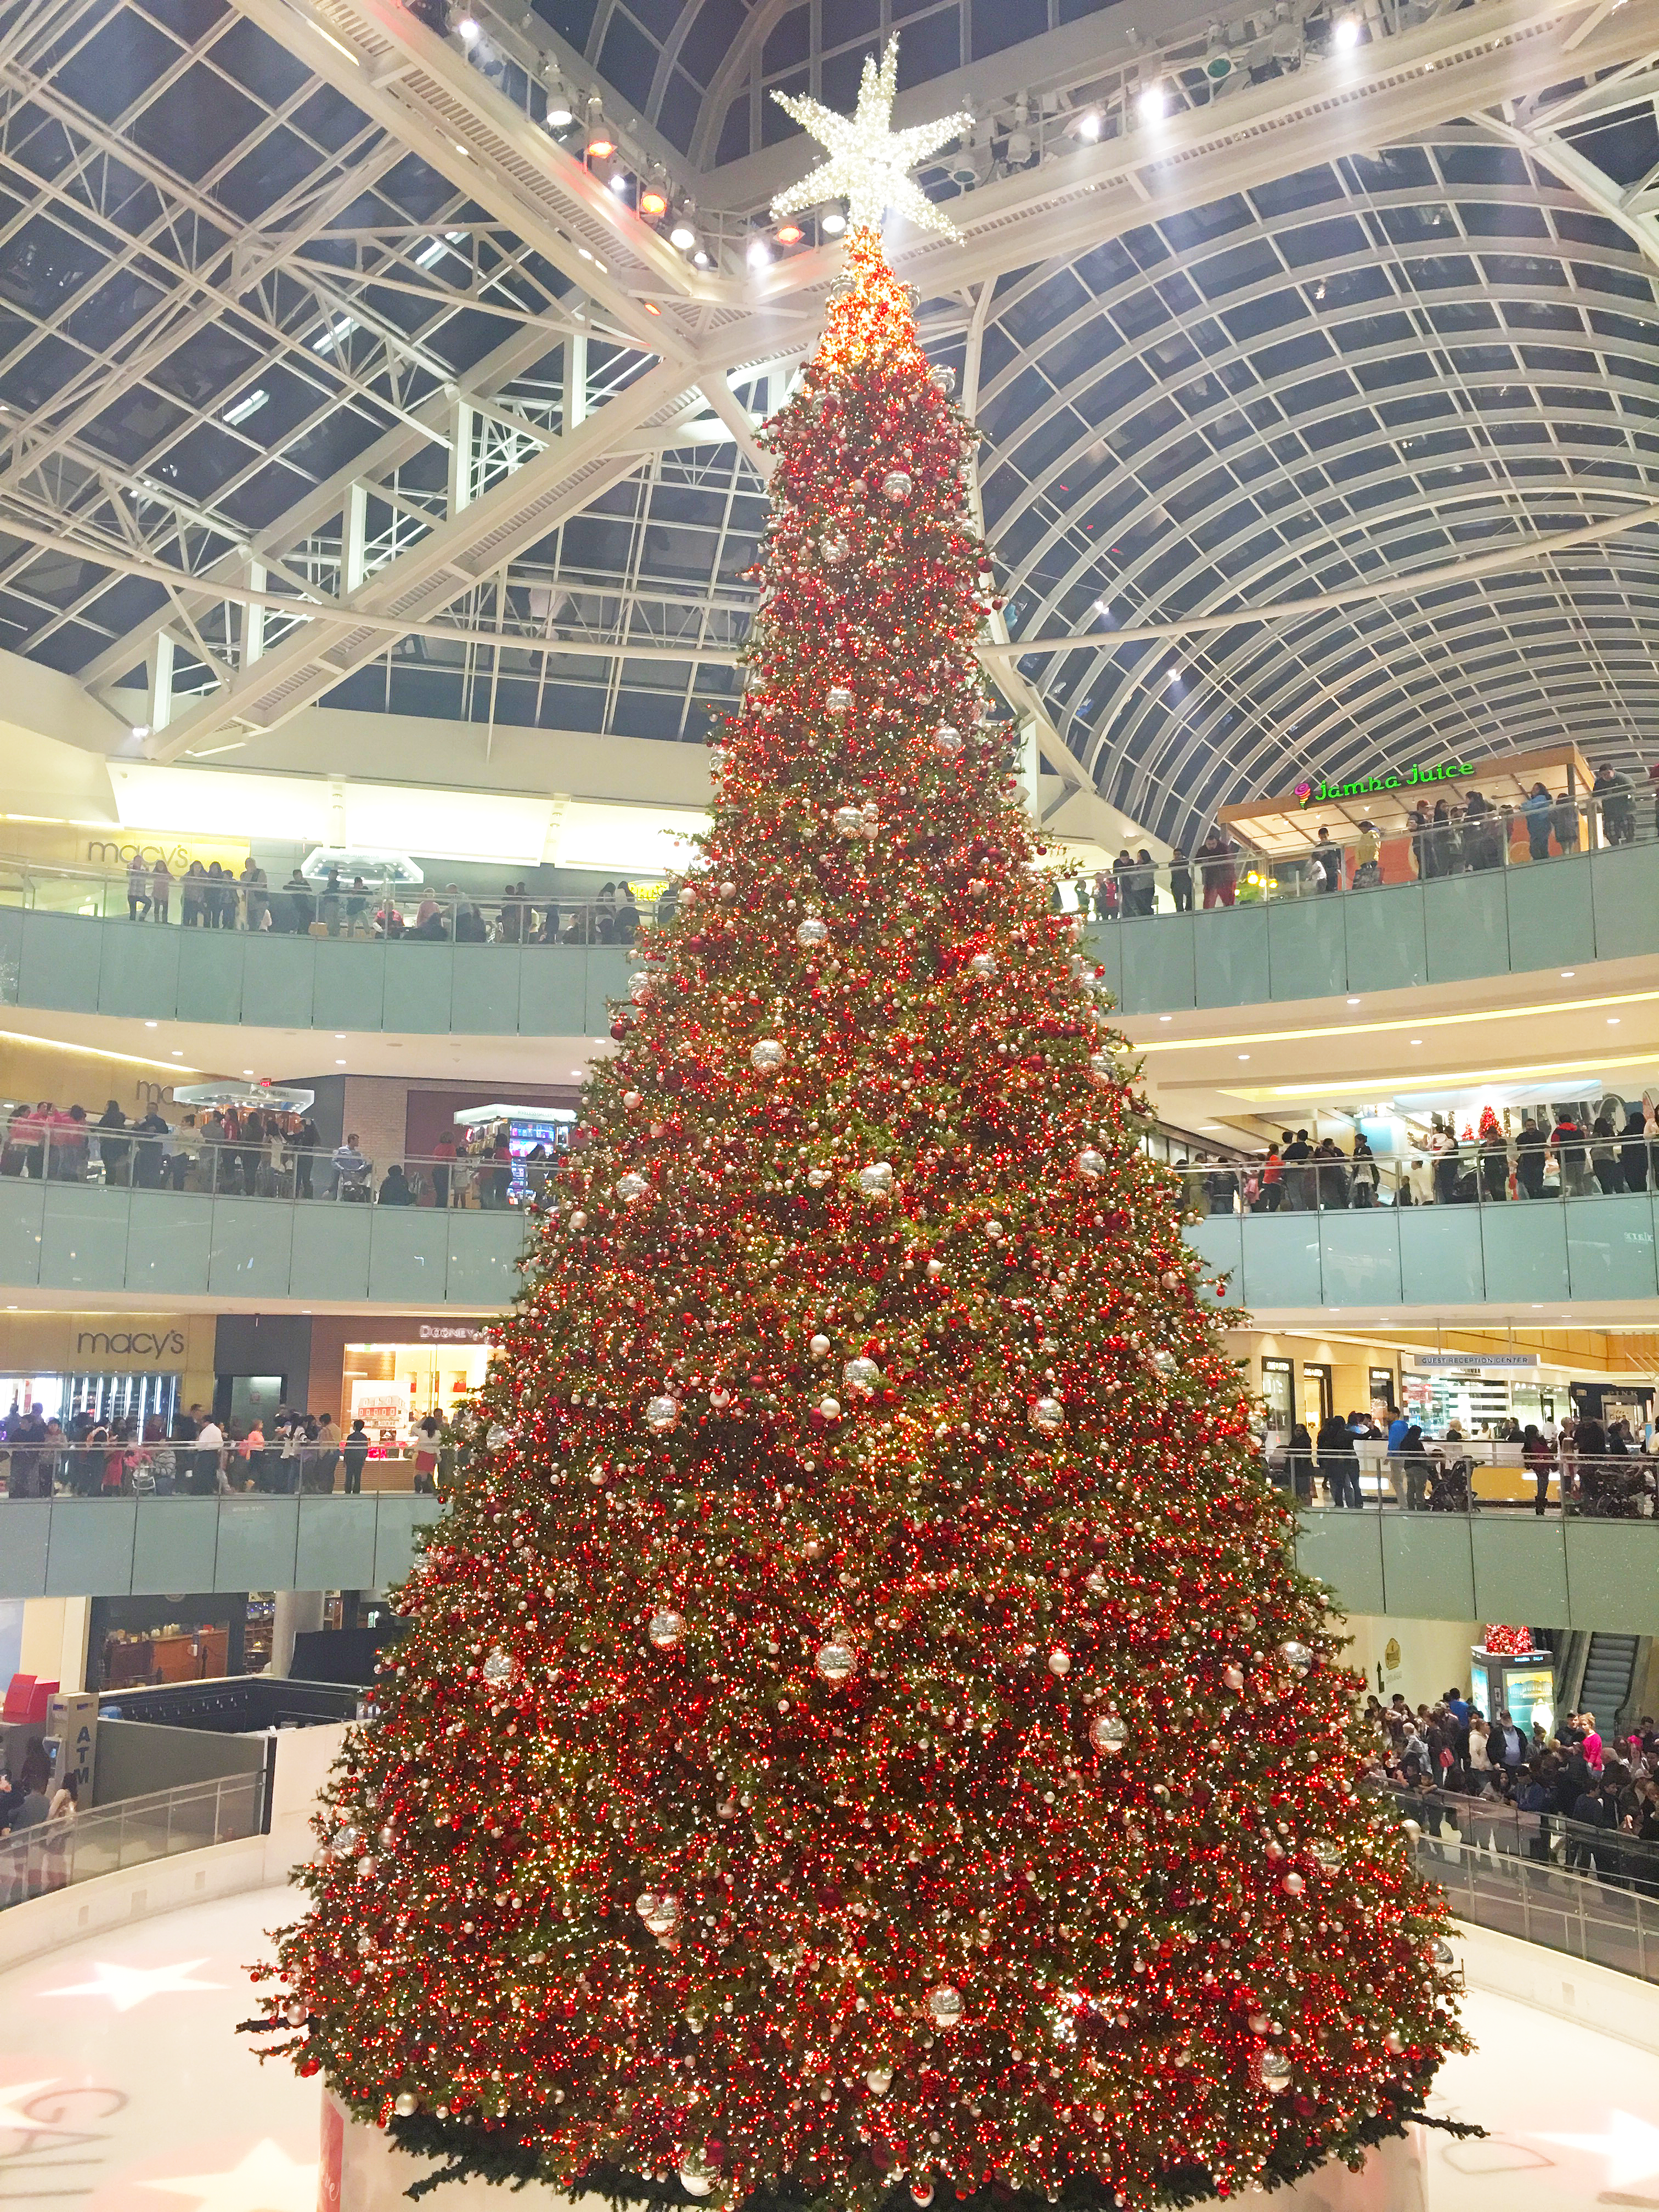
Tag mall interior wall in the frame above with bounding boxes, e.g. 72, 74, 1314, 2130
1340, 1613, 1483, 1712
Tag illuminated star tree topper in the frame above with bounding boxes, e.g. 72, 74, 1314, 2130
771, 38, 971, 239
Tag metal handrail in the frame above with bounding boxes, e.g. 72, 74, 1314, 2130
2, 1443, 429, 1500
1176, 1142, 1659, 1213
0, 851, 657, 945
1070, 787, 1656, 917
1402, 1799, 1659, 1987
0, 1124, 563, 1209
0, 1768, 264, 1911
1266, 1442, 1657, 1520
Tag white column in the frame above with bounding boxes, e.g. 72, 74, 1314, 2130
270, 1590, 326, 1679
566, 330, 587, 429
448, 397, 475, 515
149, 632, 175, 732
245, 559, 266, 664
343, 482, 368, 595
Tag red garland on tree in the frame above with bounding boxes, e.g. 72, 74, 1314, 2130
255, 224, 1465, 2211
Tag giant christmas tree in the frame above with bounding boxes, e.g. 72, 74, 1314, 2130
259, 49, 1464, 2210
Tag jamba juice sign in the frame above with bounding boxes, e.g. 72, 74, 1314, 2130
1295, 761, 1476, 807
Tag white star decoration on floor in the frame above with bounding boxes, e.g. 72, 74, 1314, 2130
140, 2138, 318, 2212
770, 38, 972, 238
42, 1957, 223, 2011
1537, 2111, 1659, 2190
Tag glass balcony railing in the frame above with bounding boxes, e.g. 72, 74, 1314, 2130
1176, 1162, 1659, 1310
0, 1769, 266, 1911
0, 857, 658, 945
0, 1127, 565, 1208
1069, 787, 1658, 919
1265, 1442, 1655, 1520
0, 1489, 444, 1601
0, 1142, 528, 1308
1174, 1139, 1658, 1216
1398, 1788, 1659, 1985
0, 799, 1654, 1034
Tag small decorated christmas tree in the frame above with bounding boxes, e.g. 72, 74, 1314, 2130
258, 47, 1463, 2210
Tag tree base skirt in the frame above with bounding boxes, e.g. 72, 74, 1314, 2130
322, 2096, 1426, 2212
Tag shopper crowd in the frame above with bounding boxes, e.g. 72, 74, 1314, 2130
107, 860, 652, 944
0, 1399, 458, 1500
1070, 763, 1659, 917
1181, 1100, 1659, 1215
1370, 1692, 1659, 1886
1270, 1403, 1654, 1519
0, 1099, 556, 1208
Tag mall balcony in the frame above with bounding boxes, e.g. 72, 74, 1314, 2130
1074, 778, 1659, 1016
0, 1133, 527, 1307
0, 779, 1654, 1045
1178, 1152, 1659, 1312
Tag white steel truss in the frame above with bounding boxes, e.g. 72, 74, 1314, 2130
0, 0, 1656, 835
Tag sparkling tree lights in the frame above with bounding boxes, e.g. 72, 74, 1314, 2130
256, 61, 1464, 2211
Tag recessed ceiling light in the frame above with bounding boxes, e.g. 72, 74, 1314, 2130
1347, 996, 1360, 1006
145, 1020, 158, 1028
1608, 1017, 1620, 1024
1238, 1053, 1249, 1061
242, 1069, 253, 1076
1410, 1038, 1422, 1045
1561, 969, 1574, 978
1160, 1014, 1172, 1023
336, 1058, 346, 1065
171, 1049, 182, 1056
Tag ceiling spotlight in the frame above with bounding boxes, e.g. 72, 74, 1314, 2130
747, 238, 772, 269
693, 248, 712, 267
775, 222, 803, 244
669, 222, 696, 250
1077, 109, 1103, 140
1138, 82, 1167, 122
456, 15, 479, 40
640, 186, 669, 218
608, 171, 629, 194
821, 208, 847, 235
546, 101, 574, 128
1333, 15, 1360, 49
131, 723, 150, 739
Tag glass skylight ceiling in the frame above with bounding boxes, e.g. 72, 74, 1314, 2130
2, 0, 1657, 849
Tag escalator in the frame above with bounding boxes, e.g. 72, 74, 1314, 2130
1577, 1633, 1641, 1731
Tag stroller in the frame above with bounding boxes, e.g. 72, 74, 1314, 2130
1425, 1454, 1476, 1513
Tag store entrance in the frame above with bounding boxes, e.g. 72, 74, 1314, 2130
342, 1339, 494, 1444
0, 1373, 64, 1425
66, 1369, 180, 1434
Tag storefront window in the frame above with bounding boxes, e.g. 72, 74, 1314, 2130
342, 1340, 495, 1443
66, 1369, 180, 1433
1260, 1357, 1294, 1433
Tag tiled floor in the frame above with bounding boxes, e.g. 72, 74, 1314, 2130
1, 1889, 1654, 2211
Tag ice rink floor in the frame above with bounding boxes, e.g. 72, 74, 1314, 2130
1, 1885, 1655, 2211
